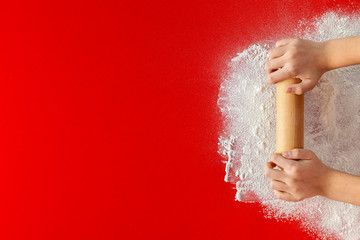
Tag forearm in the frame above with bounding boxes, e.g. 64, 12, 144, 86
321, 169, 360, 206
322, 36, 360, 70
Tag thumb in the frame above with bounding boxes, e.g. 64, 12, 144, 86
286, 80, 315, 95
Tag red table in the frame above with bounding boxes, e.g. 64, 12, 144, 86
0, 0, 357, 239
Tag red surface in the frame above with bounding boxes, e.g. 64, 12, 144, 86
0, 0, 358, 239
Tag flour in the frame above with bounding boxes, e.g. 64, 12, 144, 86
218, 12, 360, 240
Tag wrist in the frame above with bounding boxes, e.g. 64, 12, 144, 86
318, 166, 337, 198
318, 40, 332, 72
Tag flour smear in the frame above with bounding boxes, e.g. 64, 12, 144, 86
218, 12, 360, 240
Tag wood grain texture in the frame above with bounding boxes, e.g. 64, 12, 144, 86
276, 78, 304, 154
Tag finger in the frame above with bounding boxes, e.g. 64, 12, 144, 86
270, 179, 289, 192
264, 163, 286, 181
268, 46, 287, 60
265, 58, 284, 74
275, 38, 294, 47
267, 66, 294, 84
286, 80, 316, 95
270, 153, 291, 170
282, 149, 315, 160
273, 190, 298, 202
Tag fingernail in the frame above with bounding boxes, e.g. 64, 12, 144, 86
285, 88, 292, 93
282, 151, 290, 158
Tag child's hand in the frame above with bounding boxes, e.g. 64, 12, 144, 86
264, 149, 332, 202
265, 38, 327, 95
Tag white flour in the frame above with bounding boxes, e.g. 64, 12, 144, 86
218, 12, 360, 240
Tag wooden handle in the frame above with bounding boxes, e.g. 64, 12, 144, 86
276, 78, 304, 154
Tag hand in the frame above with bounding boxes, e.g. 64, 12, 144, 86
265, 38, 327, 95
264, 149, 332, 202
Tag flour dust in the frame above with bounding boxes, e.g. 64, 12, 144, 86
218, 12, 360, 240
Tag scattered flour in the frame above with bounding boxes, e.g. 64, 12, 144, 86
218, 12, 360, 240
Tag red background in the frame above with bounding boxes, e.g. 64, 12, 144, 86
0, 0, 358, 239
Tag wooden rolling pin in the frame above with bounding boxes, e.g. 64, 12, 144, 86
276, 78, 304, 154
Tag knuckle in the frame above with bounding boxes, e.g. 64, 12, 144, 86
287, 51, 295, 60
287, 160, 295, 168
288, 45, 298, 51
291, 38, 301, 45
270, 153, 276, 161
273, 190, 280, 198
295, 87, 304, 95
279, 195, 286, 201
267, 75, 274, 84
275, 40, 282, 47
295, 196, 304, 202
268, 49, 276, 58
287, 47, 299, 58
292, 166, 301, 175
308, 150, 315, 158
287, 178, 296, 186
292, 186, 300, 194
287, 64, 298, 76
265, 61, 270, 70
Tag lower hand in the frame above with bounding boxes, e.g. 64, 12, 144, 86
264, 149, 332, 202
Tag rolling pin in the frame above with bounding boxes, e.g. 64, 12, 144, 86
276, 78, 304, 154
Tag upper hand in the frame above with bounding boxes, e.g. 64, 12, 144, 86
265, 38, 327, 95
